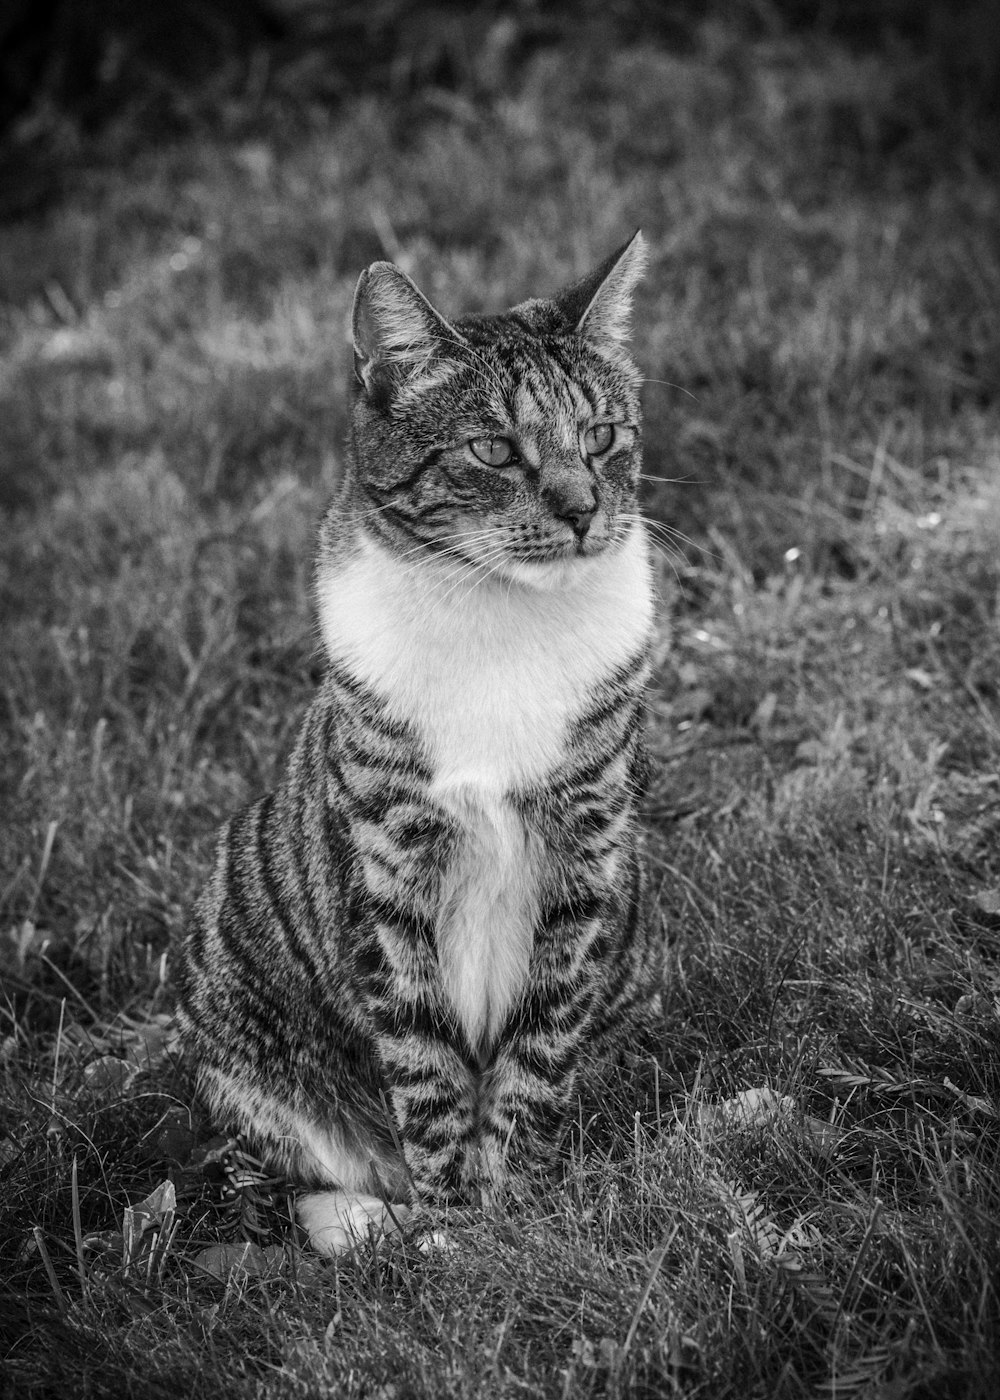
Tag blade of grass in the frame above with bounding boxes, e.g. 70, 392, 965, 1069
71, 1154, 89, 1299
32, 1227, 68, 1315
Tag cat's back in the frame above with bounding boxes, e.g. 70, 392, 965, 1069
178, 691, 352, 1001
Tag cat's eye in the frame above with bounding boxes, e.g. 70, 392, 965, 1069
469, 435, 515, 467
583, 423, 615, 456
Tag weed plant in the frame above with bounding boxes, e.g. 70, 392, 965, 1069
1, 16, 999, 1398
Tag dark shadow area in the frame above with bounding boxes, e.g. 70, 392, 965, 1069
2, 0, 998, 215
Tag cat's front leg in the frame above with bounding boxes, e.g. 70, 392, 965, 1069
373, 1021, 479, 1204
299, 1027, 476, 1252
473, 957, 599, 1197
293, 1032, 472, 1255
352, 888, 480, 1204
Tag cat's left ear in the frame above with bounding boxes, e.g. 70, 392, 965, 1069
554, 231, 648, 347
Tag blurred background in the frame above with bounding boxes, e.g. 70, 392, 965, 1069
2, 1, 998, 207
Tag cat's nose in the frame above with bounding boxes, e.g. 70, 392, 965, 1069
544, 484, 598, 538
560, 505, 597, 538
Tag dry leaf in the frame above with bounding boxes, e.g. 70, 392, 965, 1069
685, 1086, 844, 1158
120, 1015, 176, 1069
130, 1179, 177, 1227
191, 1241, 267, 1281
718, 1178, 821, 1261
121, 1179, 177, 1272
83, 1056, 138, 1094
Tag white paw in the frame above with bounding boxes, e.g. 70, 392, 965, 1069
415, 1229, 457, 1254
297, 1191, 410, 1256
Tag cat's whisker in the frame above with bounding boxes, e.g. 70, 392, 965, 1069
504, 562, 517, 607
648, 542, 685, 586
389, 529, 498, 574
618, 514, 692, 585
459, 553, 521, 609
627, 516, 685, 568
430, 542, 516, 610
344, 502, 400, 534
641, 378, 699, 401
403, 532, 512, 605
391, 526, 505, 563
622, 512, 709, 560
639, 472, 700, 486
401, 551, 481, 599
652, 523, 713, 558
431, 557, 501, 602
386, 524, 510, 573
641, 532, 689, 571
380, 553, 471, 595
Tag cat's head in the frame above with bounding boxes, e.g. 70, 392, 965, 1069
337, 234, 648, 587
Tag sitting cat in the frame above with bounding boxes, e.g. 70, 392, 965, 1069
177, 232, 663, 1253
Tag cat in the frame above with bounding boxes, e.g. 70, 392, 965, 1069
176, 232, 663, 1254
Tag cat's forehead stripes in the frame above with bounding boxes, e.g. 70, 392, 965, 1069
512, 381, 576, 457
497, 338, 614, 451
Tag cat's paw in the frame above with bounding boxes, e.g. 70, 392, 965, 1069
415, 1229, 458, 1254
297, 1190, 410, 1256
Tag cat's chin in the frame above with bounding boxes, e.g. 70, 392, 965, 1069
498, 552, 607, 591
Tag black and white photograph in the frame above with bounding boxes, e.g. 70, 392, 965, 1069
2, 2, 999, 1395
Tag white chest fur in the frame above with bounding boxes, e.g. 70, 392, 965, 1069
317, 524, 653, 1046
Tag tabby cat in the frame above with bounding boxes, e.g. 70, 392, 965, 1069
177, 232, 663, 1254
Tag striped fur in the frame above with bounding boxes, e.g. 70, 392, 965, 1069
176, 234, 664, 1252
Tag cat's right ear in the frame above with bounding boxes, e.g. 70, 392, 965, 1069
352, 262, 460, 395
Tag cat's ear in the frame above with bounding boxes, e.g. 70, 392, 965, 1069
352, 262, 460, 394
554, 231, 648, 347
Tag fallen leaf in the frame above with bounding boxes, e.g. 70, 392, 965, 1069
130, 1179, 177, 1228
684, 1087, 844, 1157
972, 889, 1000, 915
691, 1086, 794, 1131
82, 1230, 125, 1257
942, 1077, 998, 1118
191, 1241, 267, 1281
122, 1179, 177, 1272
83, 1056, 137, 1094
120, 1016, 175, 1069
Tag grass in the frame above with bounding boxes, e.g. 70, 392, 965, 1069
2, 15, 1000, 1397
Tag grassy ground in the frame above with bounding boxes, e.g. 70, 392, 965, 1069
2, 16, 1000, 1398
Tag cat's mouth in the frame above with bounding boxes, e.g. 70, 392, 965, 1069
508, 528, 616, 564
448, 518, 622, 578
508, 541, 603, 565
